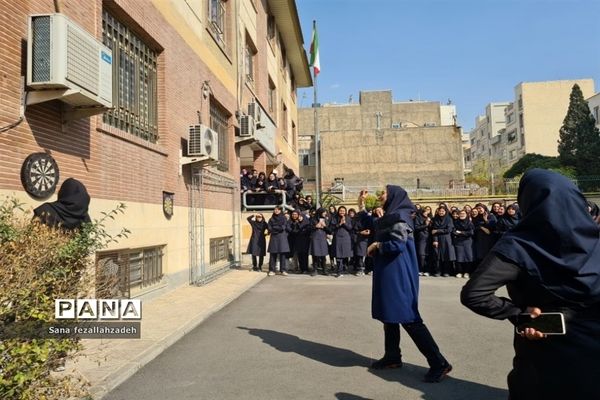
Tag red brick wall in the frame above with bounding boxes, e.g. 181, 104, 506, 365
0, 0, 239, 211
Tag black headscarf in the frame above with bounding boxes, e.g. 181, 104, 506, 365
431, 210, 453, 230
493, 169, 600, 304
33, 178, 91, 230
269, 209, 287, 228
381, 185, 414, 228
453, 215, 473, 232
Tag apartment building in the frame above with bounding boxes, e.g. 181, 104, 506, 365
588, 92, 600, 129
298, 90, 464, 192
468, 79, 595, 176
0, 0, 311, 298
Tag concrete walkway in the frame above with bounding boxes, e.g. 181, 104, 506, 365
63, 269, 265, 399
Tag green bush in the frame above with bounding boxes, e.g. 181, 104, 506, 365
0, 198, 128, 399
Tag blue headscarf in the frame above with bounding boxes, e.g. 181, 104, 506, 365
382, 185, 415, 229
493, 169, 600, 304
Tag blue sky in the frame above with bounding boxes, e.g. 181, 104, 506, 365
296, 0, 600, 130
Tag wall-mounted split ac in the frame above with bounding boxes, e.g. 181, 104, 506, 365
26, 13, 112, 109
188, 124, 219, 160
247, 102, 261, 123
239, 115, 255, 137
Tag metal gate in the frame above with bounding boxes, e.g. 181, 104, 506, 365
189, 168, 241, 285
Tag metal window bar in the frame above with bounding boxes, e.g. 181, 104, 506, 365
242, 190, 287, 211
210, 101, 230, 172
102, 10, 158, 142
210, 0, 226, 45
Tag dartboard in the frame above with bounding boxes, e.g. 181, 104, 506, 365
20, 153, 60, 198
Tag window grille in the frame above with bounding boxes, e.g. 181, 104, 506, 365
210, 236, 233, 265
210, 100, 230, 172
102, 10, 158, 142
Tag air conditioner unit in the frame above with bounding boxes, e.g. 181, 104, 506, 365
248, 102, 262, 123
240, 115, 255, 137
188, 124, 219, 159
27, 13, 112, 108
424, 122, 437, 127
391, 123, 401, 129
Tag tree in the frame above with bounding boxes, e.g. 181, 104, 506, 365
558, 84, 600, 175
503, 153, 561, 178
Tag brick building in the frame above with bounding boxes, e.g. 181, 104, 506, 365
0, 0, 311, 298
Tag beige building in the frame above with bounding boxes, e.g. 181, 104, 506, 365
588, 92, 600, 129
0, 0, 310, 299
298, 90, 464, 194
469, 79, 595, 176
468, 102, 510, 176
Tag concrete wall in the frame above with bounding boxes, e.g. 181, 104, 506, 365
320, 126, 464, 189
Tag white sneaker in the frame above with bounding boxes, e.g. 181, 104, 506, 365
423, 272, 430, 277
455, 273, 463, 278
463, 273, 470, 279
268, 271, 275, 276
281, 271, 288, 276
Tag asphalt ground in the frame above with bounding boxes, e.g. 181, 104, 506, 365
104, 273, 513, 400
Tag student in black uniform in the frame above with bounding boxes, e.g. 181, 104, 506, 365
287, 210, 311, 274
246, 214, 268, 271
451, 209, 474, 278
414, 207, 431, 276
329, 206, 354, 277
267, 206, 290, 276
310, 208, 330, 275
353, 208, 371, 276
431, 206, 456, 277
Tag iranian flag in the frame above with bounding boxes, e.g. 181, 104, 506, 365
309, 20, 320, 77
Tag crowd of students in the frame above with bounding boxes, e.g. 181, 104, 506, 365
240, 168, 305, 207
245, 195, 532, 278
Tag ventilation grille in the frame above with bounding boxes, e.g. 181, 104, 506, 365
31, 16, 51, 82
66, 24, 99, 95
189, 125, 204, 156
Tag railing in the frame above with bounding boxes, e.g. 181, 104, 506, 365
242, 190, 288, 211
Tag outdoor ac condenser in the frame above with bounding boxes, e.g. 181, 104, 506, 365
27, 13, 113, 108
239, 115, 255, 137
247, 102, 261, 123
188, 125, 219, 159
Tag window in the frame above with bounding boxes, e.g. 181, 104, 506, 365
594, 106, 599, 122
507, 113, 514, 124
518, 94, 523, 109
210, 236, 233, 265
519, 113, 524, 128
102, 10, 158, 142
281, 101, 288, 140
298, 149, 314, 166
267, 15, 276, 41
209, 0, 227, 47
96, 245, 164, 298
210, 99, 230, 172
292, 121, 297, 152
268, 78, 276, 114
280, 34, 287, 71
290, 74, 296, 102
507, 130, 517, 143
244, 34, 257, 84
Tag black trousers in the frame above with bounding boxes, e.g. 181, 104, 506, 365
383, 322, 446, 368
251, 256, 264, 269
297, 251, 309, 272
269, 253, 287, 272
354, 256, 365, 272
336, 258, 348, 273
312, 255, 326, 272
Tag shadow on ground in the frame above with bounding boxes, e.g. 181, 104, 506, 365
239, 327, 508, 400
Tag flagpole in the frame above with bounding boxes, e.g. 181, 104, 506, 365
312, 21, 321, 208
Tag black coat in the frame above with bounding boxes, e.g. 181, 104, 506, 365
452, 218, 474, 263
414, 213, 431, 257
309, 214, 330, 256
287, 217, 311, 255
329, 216, 354, 258
472, 214, 496, 261
246, 216, 267, 256
431, 214, 455, 262
353, 211, 371, 257
267, 214, 290, 253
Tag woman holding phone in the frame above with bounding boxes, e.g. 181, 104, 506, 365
461, 169, 600, 399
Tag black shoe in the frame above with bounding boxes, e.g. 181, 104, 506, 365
424, 362, 452, 382
370, 357, 403, 370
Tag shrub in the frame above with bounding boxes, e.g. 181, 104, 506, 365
0, 198, 128, 399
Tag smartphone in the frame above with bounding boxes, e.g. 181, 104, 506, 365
515, 312, 566, 335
